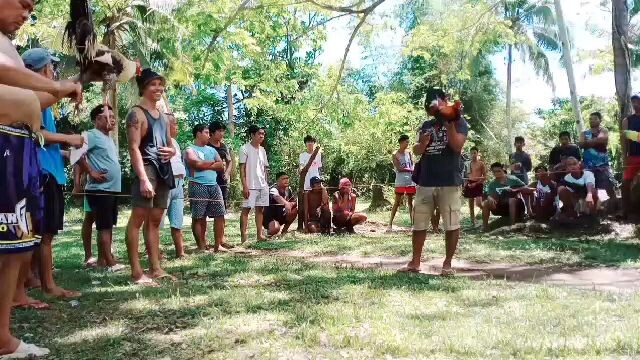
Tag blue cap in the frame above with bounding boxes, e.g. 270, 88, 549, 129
21, 48, 60, 71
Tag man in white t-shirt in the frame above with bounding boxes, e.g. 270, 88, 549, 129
239, 125, 269, 243
558, 157, 598, 219
299, 135, 322, 191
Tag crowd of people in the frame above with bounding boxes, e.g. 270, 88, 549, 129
4, 0, 640, 357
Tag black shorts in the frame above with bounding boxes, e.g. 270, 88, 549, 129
263, 207, 286, 228
86, 191, 118, 230
492, 198, 525, 217
219, 182, 230, 209
589, 167, 615, 190
38, 173, 64, 236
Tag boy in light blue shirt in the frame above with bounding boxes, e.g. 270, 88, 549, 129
79, 105, 123, 271
184, 124, 226, 252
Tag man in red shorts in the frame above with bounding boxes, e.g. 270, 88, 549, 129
388, 134, 416, 231
463, 146, 486, 227
621, 95, 640, 220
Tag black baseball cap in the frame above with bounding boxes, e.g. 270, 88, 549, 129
310, 176, 324, 186
632, 94, 640, 101
136, 68, 165, 94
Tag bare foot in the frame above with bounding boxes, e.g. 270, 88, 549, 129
240, 235, 247, 244
257, 236, 267, 242
13, 296, 50, 310
132, 275, 158, 286
175, 253, 186, 259
398, 262, 421, 273
0, 336, 21, 357
43, 286, 81, 298
214, 246, 229, 253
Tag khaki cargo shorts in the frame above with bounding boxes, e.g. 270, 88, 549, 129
413, 186, 462, 232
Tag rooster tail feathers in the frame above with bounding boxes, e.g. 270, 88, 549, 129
64, 0, 97, 65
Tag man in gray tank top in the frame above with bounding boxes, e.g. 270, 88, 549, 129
124, 68, 176, 285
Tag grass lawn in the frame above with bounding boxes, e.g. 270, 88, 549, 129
14, 206, 640, 359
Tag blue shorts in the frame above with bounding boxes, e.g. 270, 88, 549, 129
165, 177, 185, 229
0, 125, 43, 253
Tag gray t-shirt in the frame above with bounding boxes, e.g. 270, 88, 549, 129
415, 118, 469, 187
85, 129, 122, 192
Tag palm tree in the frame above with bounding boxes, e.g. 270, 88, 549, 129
502, 0, 561, 153
97, 0, 183, 147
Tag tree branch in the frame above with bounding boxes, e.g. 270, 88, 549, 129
200, 0, 252, 67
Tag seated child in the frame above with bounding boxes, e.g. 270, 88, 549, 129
332, 178, 367, 233
482, 162, 526, 232
304, 176, 331, 234
527, 164, 558, 222
557, 157, 598, 219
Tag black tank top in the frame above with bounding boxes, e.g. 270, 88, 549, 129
628, 114, 640, 156
133, 106, 175, 189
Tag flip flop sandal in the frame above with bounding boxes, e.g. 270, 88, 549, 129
0, 341, 49, 359
107, 264, 126, 273
398, 266, 421, 273
132, 276, 159, 287
440, 268, 456, 277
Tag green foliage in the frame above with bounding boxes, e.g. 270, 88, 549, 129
532, 97, 622, 171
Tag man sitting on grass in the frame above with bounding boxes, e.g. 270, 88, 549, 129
304, 176, 331, 234
528, 164, 558, 222
557, 157, 598, 220
332, 178, 367, 233
263, 172, 298, 237
482, 162, 526, 232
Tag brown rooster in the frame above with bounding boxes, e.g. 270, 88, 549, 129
64, 0, 137, 103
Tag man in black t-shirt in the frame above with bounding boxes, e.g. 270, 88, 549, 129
208, 121, 234, 209
549, 131, 581, 181
400, 92, 468, 275
264, 172, 298, 236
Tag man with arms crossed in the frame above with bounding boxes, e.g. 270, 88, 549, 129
0, 0, 82, 355
239, 125, 269, 243
401, 94, 468, 275
578, 112, 617, 213
185, 124, 226, 252
125, 68, 176, 285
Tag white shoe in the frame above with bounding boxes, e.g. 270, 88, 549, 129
0, 341, 50, 359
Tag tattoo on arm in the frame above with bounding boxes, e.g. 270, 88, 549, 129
126, 111, 140, 129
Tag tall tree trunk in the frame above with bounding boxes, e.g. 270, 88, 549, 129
613, 0, 632, 211
612, 0, 632, 124
227, 83, 235, 138
554, 0, 584, 134
108, 34, 119, 149
506, 44, 513, 157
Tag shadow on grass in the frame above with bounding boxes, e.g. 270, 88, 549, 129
15, 233, 466, 360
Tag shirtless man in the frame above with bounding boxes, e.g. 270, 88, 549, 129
463, 146, 486, 227
1, 0, 82, 356
125, 68, 176, 285
304, 176, 331, 234
332, 178, 367, 233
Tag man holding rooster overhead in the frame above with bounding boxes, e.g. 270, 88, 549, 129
400, 90, 468, 276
